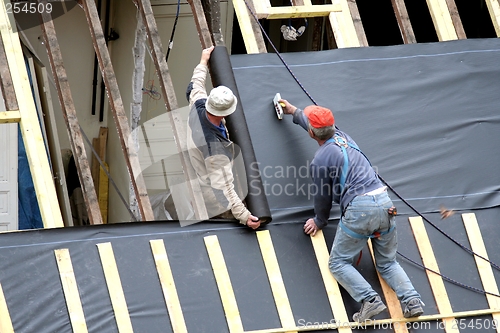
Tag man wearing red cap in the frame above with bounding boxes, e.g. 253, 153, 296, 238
279, 99, 424, 323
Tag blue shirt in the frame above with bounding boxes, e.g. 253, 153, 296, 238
293, 109, 383, 228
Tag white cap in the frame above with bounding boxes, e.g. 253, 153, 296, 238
205, 86, 237, 117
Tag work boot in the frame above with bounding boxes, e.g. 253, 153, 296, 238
353, 296, 387, 322
403, 298, 425, 318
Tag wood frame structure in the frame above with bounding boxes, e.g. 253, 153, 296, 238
0, 2, 64, 229
231, 0, 500, 53
38, 2, 103, 225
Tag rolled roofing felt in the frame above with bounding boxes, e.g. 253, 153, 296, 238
208, 46, 272, 224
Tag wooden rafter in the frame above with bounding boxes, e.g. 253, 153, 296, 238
426, 0, 460, 41
134, 0, 209, 220
78, 0, 154, 221
328, 0, 365, 48
391, 0, 416, 44
485, 0, 500, 36
256, 4, 342, 19
444, 0, 466, 39
0, 31, 17, 112
0, 2, 64, 228
232, 0, 267, 53
38, 0, 103, 225
189, 0, 215, 48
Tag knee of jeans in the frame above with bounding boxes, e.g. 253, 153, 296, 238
328, 256, 345, 274
375, 259, 396, 274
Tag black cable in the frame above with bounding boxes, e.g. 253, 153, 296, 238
382, 178, 500, 271
397, 251, 500, 298
165, 0, 181, 63
78, 125, 138, 222
240, 0, 500, 294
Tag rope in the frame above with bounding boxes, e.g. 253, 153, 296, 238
240, 0, 500, 294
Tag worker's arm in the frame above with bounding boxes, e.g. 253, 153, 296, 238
204, 150, 260, 228
311, 162, 333, 229
303, 164, 332, 235
279, 99, 310, 131
186, 46, 214, 106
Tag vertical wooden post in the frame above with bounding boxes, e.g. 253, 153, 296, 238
0, 2, 64, 228
78, 0, 154, 221
39, 0, 103, 225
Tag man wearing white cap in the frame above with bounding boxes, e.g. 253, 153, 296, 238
186, 46, 261, 229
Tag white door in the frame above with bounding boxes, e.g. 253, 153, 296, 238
0, 93, 18, 231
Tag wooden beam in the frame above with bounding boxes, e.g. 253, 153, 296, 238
257, 230, 296, 331
204, 236, 244, 333
79, 0, 154, 221
310, 231, 352, 333
444, 0, 466, 39
99, 163, 109, 223
462, 213, 500, 333
409, 217, 459, 333
391, 0, 417, 43
232, 0, 267, 53
328, 0, 362, 48
187, 0, 214, 48
91, 138, 100, 192
0, 2, 64, 228
97, 243, 133, 333
258, 4, 342, 19
367, 240, 408, 333
245, 308, 500, 332
0, 32, 17, 111
38, 2, 103, 225
485, 0, 500, 36
0, 283, 14, 333
345, 0, 368, 47
33, 61, 74, 227
426, 0, 458, 41
0, 110, 20, 123
135, 0, 209, 220
150, 239, 188, 333
55, 249, 88, 333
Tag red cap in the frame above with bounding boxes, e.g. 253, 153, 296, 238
304, 105, 334, 128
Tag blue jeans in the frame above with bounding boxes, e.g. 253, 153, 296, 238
328, 191, 420, 304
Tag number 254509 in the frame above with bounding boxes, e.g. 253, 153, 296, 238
5, 2, 53, 15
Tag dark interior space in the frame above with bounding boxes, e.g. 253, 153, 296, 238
455, 0, 497, 38
231, 0, 497, 54
392, 0, 439, 43
356, 0, 403, 46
